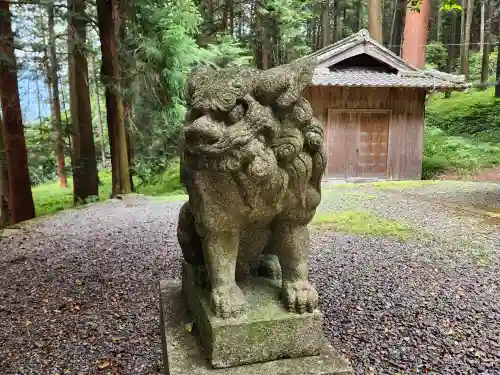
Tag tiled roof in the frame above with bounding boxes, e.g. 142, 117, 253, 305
312, 68, 469, 90
302, 30, 469, 91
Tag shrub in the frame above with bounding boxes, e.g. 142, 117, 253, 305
468, 48, 498, 81
426, 42, 448, 71
135, 158, 184, 196
422, 155, 451, 179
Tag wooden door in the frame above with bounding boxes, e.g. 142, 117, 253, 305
325, 111, 358, 178
357, 112, 390, 177
326, 110, 390, 179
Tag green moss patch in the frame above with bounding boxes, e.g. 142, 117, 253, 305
368, 180, 439, 189
341, 191, 377, 199
311, 210, 420, 241
148, 194, 188, 203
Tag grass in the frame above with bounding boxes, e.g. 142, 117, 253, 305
311, 210, 419, 241
32, 171, 115, 217
32, 160, 185, 218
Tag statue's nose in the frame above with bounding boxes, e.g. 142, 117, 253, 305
184, 115, 223, 145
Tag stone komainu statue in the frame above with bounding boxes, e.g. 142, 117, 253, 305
177, 58, 326, 319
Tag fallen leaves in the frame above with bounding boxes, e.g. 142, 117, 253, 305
97, 359, 110, 369
97, 359, 121, 375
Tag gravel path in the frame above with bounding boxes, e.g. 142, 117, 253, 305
1, 183, 499, 375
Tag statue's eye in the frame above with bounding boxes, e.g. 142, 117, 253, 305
227, 101, 247, 125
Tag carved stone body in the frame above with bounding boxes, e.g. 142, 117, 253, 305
177, 58, 326, 319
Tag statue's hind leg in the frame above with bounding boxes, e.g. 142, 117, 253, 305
177, 202, 207, 287
271, 221, 318, 314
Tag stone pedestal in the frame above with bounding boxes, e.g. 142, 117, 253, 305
159, 279, 354, 375
182, 262, 324, 368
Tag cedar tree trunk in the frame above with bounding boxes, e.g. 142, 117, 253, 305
0, 1, 35, 223
321, 0, 330, 48
96, 0, 131, 196
67, 0, 99, 203
0, 117, 11, 227
48, 2, 67, 188
462, 0, 474, 79
480, 0, 492, 84
402, 0, 431, 68
368, 0, 383, 43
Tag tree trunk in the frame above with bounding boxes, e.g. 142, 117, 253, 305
35, 72, 42, 126
437, 4, 442, 41
68, 0, 99, 203
462, 0, 474, 80
0, 1, 36, 223
389, 0, 397, 47
125, 126, 133, 191
333, 0, 341, 41
0, 118, 11, 228
445, 9, 458, 98
480, 0, 492, 84
222, 0, 228, 31
368, 0, 383, 43
237, 1, 242, 38
479, 1, 485, 54
495, 22, 500, 98
390, 0, 406, 55
118, 0, 134, 191
58, 75, 72, 157
48, 2, 68, 188
311, 13, 317, 50
459, 0, 466, 71
96, 0, 131, 197
90, 55, 106, 168
321, 0, 330, 48
257, 3, 270, 70
401, 0, 431, 68
354, 0, 363, 31
229, 0, 234, 35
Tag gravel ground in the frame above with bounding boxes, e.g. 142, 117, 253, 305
0, 183, 499, 375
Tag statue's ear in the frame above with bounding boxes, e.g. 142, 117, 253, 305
291, 56, 317, 74
186, 64, 216, 97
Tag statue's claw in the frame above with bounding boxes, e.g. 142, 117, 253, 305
211, 284, 245, 319
282, 280, 318, 314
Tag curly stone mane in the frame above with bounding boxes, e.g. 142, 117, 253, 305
181, 58, 324, 181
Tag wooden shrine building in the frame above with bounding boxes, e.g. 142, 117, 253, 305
304, 29, 469, 181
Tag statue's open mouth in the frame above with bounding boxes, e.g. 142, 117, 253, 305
184, 94, 279, 159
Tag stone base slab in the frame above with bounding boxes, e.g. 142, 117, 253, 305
182, 262, 323, 368
159, 279, 354, 375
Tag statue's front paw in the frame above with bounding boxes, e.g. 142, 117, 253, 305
282, 280, 318, 314
211, 284, 245, 319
